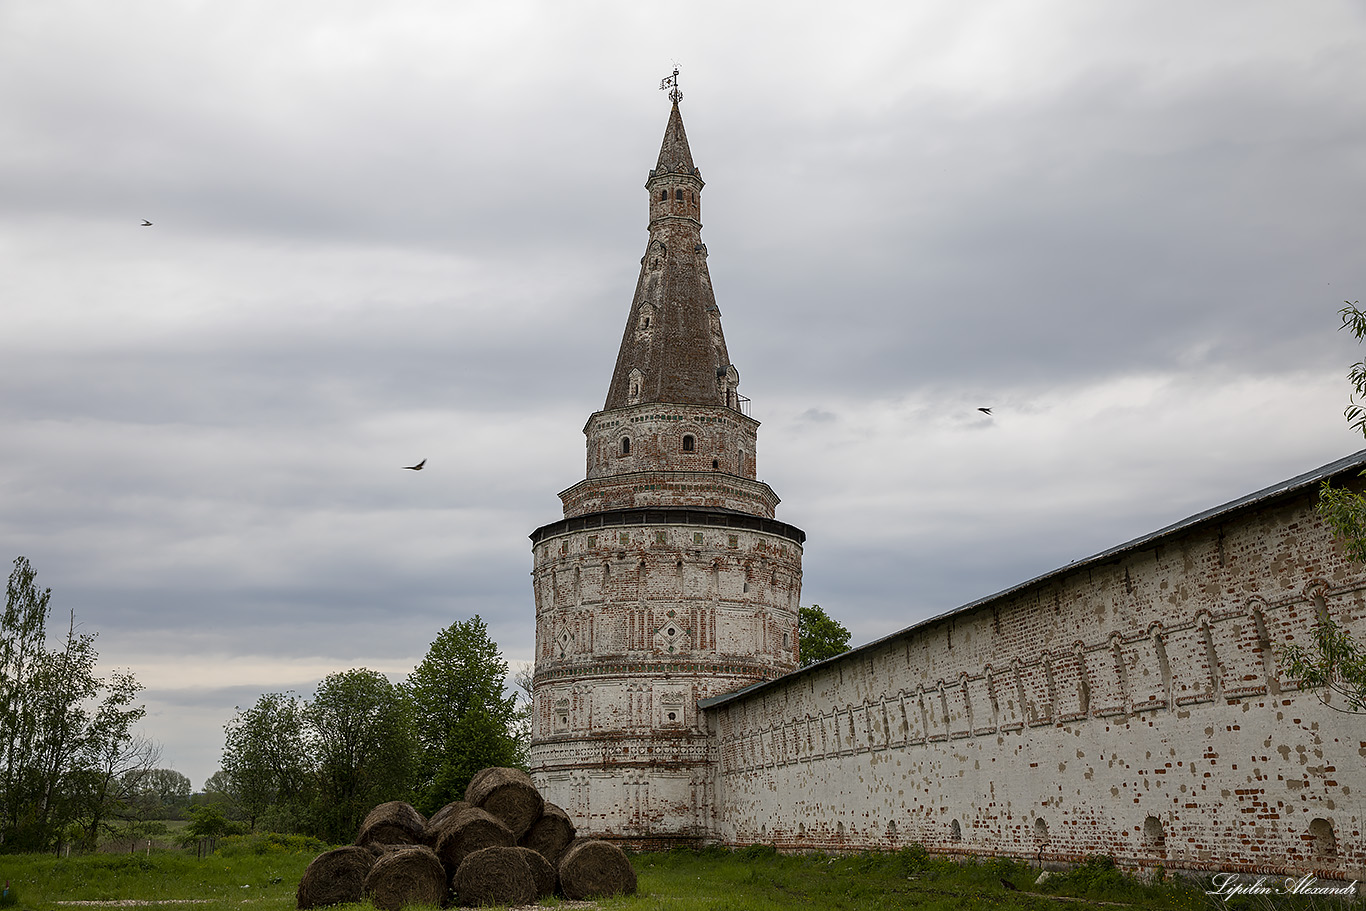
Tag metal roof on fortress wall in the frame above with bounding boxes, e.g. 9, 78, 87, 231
699, 447, 1366, 710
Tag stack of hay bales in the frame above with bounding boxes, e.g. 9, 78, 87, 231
296, 767, 636, 909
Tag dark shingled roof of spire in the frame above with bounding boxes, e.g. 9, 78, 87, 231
655, 101, 696, 175
603, 100, 730, 411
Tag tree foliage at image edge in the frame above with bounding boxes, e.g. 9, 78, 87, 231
1291, 301, 1366, 713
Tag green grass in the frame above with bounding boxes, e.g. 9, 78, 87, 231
2, 836, 320, 911
607, 846, 1202, 911
5, 841, 1361, 911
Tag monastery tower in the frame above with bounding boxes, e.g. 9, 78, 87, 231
528, 86, 805, 843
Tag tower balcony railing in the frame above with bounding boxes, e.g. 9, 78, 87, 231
730, 393, 751, 417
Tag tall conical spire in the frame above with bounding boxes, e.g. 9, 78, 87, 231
603, 91, 738, 411
654, 100, 697, 176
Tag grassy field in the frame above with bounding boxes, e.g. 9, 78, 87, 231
3, 839, 1360, 911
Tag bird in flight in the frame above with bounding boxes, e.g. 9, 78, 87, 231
978, 407, 992, 415
141, 219, 152, 226
403, 459, 426, 471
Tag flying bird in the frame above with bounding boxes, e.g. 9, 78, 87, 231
978, 407, 992, 415
402, 459, 426, 471
141, 220, 152, 226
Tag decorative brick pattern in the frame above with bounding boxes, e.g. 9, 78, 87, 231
703, 483, 1366, 879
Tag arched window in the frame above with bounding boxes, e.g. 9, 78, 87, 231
1309, 818, 1337, 858
682, 434, 695, 452
1142, 816, 1165, 849
712, 458, 719, 470
675, 189, 683, 201
620, 437, 631, 456
660, 189, 668, 201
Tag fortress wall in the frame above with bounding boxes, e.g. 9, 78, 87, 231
705, 483, 1366, 878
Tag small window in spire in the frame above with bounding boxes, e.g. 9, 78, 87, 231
675, 189, 683, 201
660, 189, 667, 201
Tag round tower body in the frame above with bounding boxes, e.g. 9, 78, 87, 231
528, 510, 802, 842
528, 96, 803, 845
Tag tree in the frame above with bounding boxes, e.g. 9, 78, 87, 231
1290, 301, 1366, 714
0, 557, 50, 848
305, 668, 415, 843
197, 770, 234, 808
181, 803, 245, 847
0, 558, 149, 851
406, 617, 520, 813
137, 769, 193, 816
798, 604, 852, 667
509, 663, 534, 766
66, 670, 152, 849
220, 692, 312, 831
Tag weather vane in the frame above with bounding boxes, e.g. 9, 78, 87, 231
659, 66, 682, 105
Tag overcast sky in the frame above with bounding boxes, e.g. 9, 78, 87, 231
4, 0, 1366, 790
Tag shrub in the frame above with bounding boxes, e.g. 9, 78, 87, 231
215, 832, 329, 857
1038, 854, 1145, 901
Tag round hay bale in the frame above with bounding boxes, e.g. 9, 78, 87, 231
296, 846, 375, 909
462, 768, 498, 800
433, 807, 514, 872
363, 844, 447, 911
557, 838, 637, 900
425, 800, 469, 838
518, 801, 576, 866
463, 767, 543, 839
511, 846, 556, 898
451, 846, 535, 908
356, 800, 427, 848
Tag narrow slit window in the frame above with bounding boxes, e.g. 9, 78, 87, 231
621, 437, 631, 455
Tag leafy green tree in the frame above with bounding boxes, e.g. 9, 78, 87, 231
137, 769, 193, 816
181, 803, 245, 846
305, 668, 415, 842
25, 611, 104, 847
220, 692, 312, 831
798, 604, 852, 667
510, 664, 534, 766
0, 558, 149, 851
1291, 301, 1366, 714
69, 728, 157, 850
406, 617, 520, 814
0, 557, 50, 848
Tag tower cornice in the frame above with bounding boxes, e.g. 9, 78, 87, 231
646, 213, 705, 232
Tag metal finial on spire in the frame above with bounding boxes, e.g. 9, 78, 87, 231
659, 66, 682, 105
